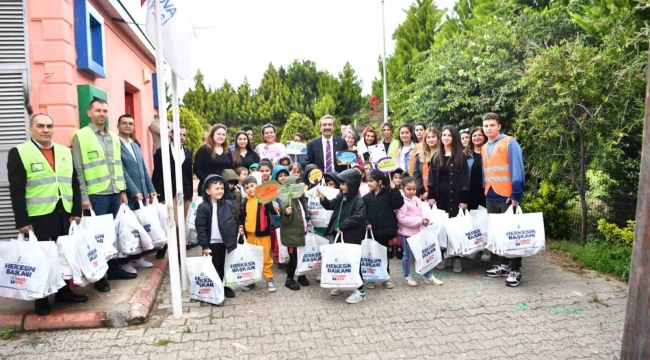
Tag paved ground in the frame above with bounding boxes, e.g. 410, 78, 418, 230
0, 247, 627, 360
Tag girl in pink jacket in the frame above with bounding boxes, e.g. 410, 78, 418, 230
397, 177, 443, 287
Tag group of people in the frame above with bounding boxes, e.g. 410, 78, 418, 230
7, 99, 524, 312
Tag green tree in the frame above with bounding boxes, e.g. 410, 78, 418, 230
312, 94, 338, 121
235, 78, 256, 125
285, 60, 319, 118
256, 63, 290, 127
316, 71, 340, 100
280, 112, 319, 143
167, 107, 204, 153
182, 70, 216, 122
337, 62, 363, 124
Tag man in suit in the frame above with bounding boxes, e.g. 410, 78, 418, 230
152, 126, 193, 258
117, 114, 157, 273
8, 113, 88, 315
307, 115, 347, 173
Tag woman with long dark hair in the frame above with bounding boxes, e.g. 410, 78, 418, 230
193, 124, 233, 192
412, 127, 440, 199
391, 123, 417, 175
232, 131, 260, 170
254, 123, 287, 164
465, 126, 487, 210
414, 122, 427, 144
427, 125, 469, 273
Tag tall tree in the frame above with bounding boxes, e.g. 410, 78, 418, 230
235, 78, 256, 125
183, 70, 214, 121
285, 60, 320, 118
256, 63, 290, 126
312, 94, 338, 121
337, 62, 364, 124
280, 112, 319, 143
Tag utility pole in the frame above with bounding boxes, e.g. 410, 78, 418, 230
620, 48, 650, 359
381, 0, 389, 123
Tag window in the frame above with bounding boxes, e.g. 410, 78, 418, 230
74, 0, 106, 78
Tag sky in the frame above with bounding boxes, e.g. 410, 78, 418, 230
124, 0, 458, 95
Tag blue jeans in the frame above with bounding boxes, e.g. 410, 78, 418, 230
401, 235, 431, 278
89, 193, 122, 219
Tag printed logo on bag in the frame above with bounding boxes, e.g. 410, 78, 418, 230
326, 258, 351, 281
301, 250, 322, 269
194, 276, 214, 294
360, 257, 381, 274
230, 261, 256, 280
5, 263, 36, 285
144, 223, 151, 232
465, 229, 483, 245
132, 230, 141, 239
421, 242, 437, 263
95, 234, 104, 244
506, 229, 536, 246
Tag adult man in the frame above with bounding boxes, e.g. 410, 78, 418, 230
307, 115, 347, 173
152, 126, 193, 258
118, 114, 157, 272
148, 115, 161, 153
72, 98, 136, 293
481, 112, 526, 287
8, 114, 87, 315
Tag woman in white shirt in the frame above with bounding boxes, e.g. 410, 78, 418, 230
254, 123, 287, 164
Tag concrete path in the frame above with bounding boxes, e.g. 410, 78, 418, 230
0, 247, 627, 360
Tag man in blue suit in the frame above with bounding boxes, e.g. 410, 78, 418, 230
306, 115, 347, 173
117, 114, 157, 273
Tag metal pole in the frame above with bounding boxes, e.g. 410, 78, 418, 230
620, 48, 650, 359
153, 0, 183, 319
171, 73, 189, 290
381, 0, 389, 124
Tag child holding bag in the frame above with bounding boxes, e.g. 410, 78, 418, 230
397, 177, 443, 287
362, 170, 404, 290
280, 176, 313, 290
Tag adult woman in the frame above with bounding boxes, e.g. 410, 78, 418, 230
358, 126, 378, 163
232, 131, 260, 170
254, 123, 287, 164
465, 126, 487, 210
390, 123, 416, 175
343, 130, 364, 166
414, 122, 427, 144
460, 128, 471, 149
194, 124, 233, 192
291, 132, 308, 170
412, 127, 440, 199
381, 123, 400, 158
427, 125, 469, 273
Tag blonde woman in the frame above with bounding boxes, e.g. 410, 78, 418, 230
412, 127, 440, 199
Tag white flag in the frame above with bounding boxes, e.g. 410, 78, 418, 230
146, 0, 195, 80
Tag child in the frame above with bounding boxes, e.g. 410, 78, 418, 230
397, 177, 443, 287
235, 166, 248, 197
258, 160, 273, 184
240, 175, 279, 292
249, 163, 259, 173
363, 170, 404, 290
221, 169, 242, 221
324, 172, 340, 188
316, 169, 368, 304
389, 168, 405, 259
290, 163, 303, 178
391, 169, 404, 190
351, 163, 370, 197
280, 176, 313, 290
196, 175, 243, 300
278, 155, 291, 168
271, 165, 289, 263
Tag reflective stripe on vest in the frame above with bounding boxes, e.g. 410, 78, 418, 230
482, 136, 513, 197
75, 127, 125, 194
16, 141, 74, 216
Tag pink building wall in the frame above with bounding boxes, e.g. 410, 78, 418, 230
27, 0, 158, 170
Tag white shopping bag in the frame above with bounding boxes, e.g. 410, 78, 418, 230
317, 185, 340, 200
224, 234, 263, 288
406, 226, 443, 275
81, 209, 117, 261
57, 227, 90, 287
135, 200, 166, 249
490, 206, 546, 258
187, 256, 224, 306
276, 228, 290, 264
306, 187, 334, 228
447, 210, 484, 257
185, 198, 202, 245
116, 204, 150, 255
470, 206, 488, 245
360, 230, 389, 282
296, 230, 329, 276
152, 197, 168, 231
426, 203, 449, 249
319, 233, 363, 291
71, 223, 109, 282
0, 232, 51, 300
38, 240, 66, 296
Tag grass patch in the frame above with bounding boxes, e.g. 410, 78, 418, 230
182, 326, 192, 334
155, 338, 171, 347
0, 327, 14, 340
552, 240, 631, 281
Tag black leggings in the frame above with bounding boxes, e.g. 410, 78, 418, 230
208, 243, 227, 280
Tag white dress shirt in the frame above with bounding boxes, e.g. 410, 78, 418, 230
119, 136, 137, 163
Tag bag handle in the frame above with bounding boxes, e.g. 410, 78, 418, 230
16, 231, 38, 242
237, 233, 248, 245
89, 209, 97, 217
333, 232, 344, 243
152, 197, 160, 206
69, 221, 79, 235
457, 208, 468, 217
365, 229, 375, 240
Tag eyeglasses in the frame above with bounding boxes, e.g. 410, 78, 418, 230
460, 128, 470, 133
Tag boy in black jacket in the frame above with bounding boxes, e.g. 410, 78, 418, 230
196, 175, 242, 299
316, 169, 368, 304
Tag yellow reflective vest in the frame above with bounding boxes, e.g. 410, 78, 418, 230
74, 126, 125, 194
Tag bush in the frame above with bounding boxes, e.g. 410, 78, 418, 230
522, 181, 573, 239
167, 107, 205, 153
552, 240, 631, 281
280, 112, 319, 144
596, 219, 635, 248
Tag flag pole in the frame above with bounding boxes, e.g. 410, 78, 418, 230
171, 72, 189, 290
381, 0, 389, 124
153, 0, 183, 319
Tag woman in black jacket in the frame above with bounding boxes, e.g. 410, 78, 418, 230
196, 175, 241, 299
362, 170, 404, 289
232, 131, 260, 170
427, 125, 470, 273
194, 124, 233, 193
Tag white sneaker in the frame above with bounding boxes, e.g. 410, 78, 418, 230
345, 290, 366, 304
121, 264, 137, 274
267, 280, 277, 293
480, 251, 492, 263
404, 276, 418, 287
453, 259, 463, 273
130, 258, 153, 268
317, 274, 321, 282
424, 274, 443, 285
436, 258, 448, 270
330, 289, 343, 296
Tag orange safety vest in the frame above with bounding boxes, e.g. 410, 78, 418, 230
482, 136, 512, 197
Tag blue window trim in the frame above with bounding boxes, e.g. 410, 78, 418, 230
152, 72, 159, 109
74, 0, 106, 78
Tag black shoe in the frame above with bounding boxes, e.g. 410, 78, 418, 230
156, 247, 166, 259
388, 244, 394, 259
107, 268, 138, 280
34, 298, 50, 316
396, 246, 403, 260
278, 263, 287, 271
285, 279, 300, 291
94, 278, 111, 292
55, 285, 89, 304
297, 276, 310, 286
224, 287, 235, 298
